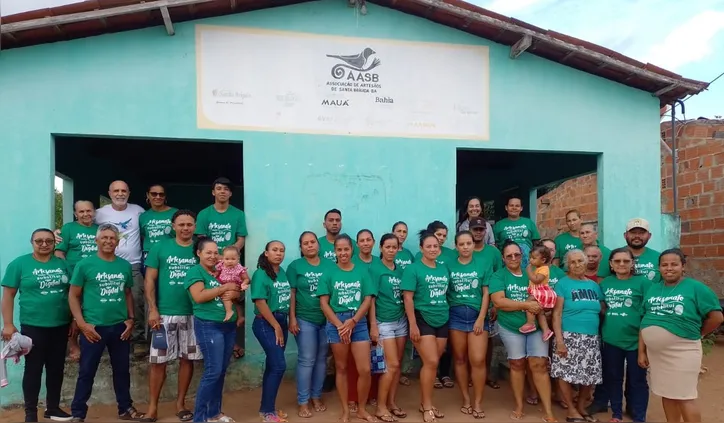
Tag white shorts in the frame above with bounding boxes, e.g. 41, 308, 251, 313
149, 315, 203, 364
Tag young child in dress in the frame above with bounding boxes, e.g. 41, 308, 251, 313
215, 246, 250, 322
520, 245, 555, 341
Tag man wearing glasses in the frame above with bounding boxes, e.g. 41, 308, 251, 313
139, 184, 178, 261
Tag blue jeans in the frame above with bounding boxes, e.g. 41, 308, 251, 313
497, 323, 548, 360
294, 318, 328, 405
253, 313, 289, 414
71, 323, 132, 419
602, 343, 649, 422
193, 318, 236, 423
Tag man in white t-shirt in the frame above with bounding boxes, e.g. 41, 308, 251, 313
94, 180, 146, 356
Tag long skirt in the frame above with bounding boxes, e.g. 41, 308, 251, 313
551, 331, 603, 386
642, 326, 701, 400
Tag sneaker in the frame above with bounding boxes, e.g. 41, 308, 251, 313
44, 409, 73, 421
69, 418, 84, 423
24, 413, 38, 423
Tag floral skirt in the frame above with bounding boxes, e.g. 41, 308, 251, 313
551, 331, 602, 386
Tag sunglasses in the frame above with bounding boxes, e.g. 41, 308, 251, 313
149, 192, 166, 197
505, 253, 522, 259
612, 259, 633, 264
34, 239, 55, 246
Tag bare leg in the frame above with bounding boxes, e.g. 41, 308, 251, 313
387, 337, 406, 414
576, 385, 593, 418
558, 379, 583, 420
536, 313, 551, 333
222, 299, 234, 322
509, 359, 527, 417
350, 341, 374, 421
449, 330, 471, 410
331, 343, 352, 422
468, 332, 488, 415
661, 398, 683, 423
147, 363, 167, 419
376, 338, 401, 418
678, 399, 701, 423
68, 335, 80, 361
177, 359, 194, 413
528, 357, 554, 419
414, 336, 441, 420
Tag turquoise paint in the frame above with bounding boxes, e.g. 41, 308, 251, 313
0, 0, 663, 406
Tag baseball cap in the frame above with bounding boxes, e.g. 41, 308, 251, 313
470, 217, 486, 229
626, 218, 650, 232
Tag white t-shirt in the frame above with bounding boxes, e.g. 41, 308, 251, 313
94, 204, 145, 264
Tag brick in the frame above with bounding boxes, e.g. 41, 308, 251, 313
709, 205, 724, 218
701, 219, 715, 230
689, 183, 703, 195
695, 169, 710, 182
699, 195, 712, 207
711, 232, 724, 244
716, 218, 724, 230
711, 166, 724, 179
700, 233, 713, 244
681, 234, 699, 246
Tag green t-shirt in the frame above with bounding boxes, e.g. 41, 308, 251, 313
414, 246, 457, 266
251, 268, 291, 314
195, 205, 248, 251
1, 254, 71, 327
473, 245, 503, 274
630, 247, 661, 284
600, 275, 651, 350
641, 277, 721, 340
144, 238, 195, 316
184, 264, 234, 322
596, 244, 613, 278
548, 265, 566, 289
554, 232, 582, 261
400, 260, 450, 328
489, 268, 529, 332
70, 255, 133, 326
140, 208, 177, 253
352, 254, 382, 271
316, 264, 374, 313
56, 222, 99, 273
447, 258, 489, 311
394, 248, 415, 270
493, 217, 540, 249
287, 258, 334, 325
553, 276, 603, 336
317, 236, 359, 262
370, 261, 404, 323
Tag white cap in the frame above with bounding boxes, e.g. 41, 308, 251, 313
626, 218, 650, 232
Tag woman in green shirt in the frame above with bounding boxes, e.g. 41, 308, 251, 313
317, 234, 375, 423
447, 231, 490, 419
251, 240, 292, 423
552, 209, 582, 266
392, 221, 415, 270
414, 221, 456, 265
1, 228, 74, 422
353, 229, 382, 270
184, 237, 241, 423
639, 249, 723, 423
402, 231, 451, 423
287, 231, 333, 418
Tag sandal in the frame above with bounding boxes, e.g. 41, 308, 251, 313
433, 378, 443, 389
422, 409, 436, 423
510, 411, 525, 420
232, 345, 245, 359
390, 408, 407, 419
581, 415, 597, 422
472, 410, 485, 419
312, 400, 327, 412
441, 376, 454, 388
543, 418, 559, 422
298, 406, 313, 418
486, 380, 501, 389
526, 396, 539, 405
460, 406, 472, 415
349, 402, 359, 413
399, 376, 411, 386
277, 410, 288, 419
119, 407, 145, 421
519, 323, 536, 334
418, 406, 443, 419
375, 414, 396, 422
176, 410, 193, 422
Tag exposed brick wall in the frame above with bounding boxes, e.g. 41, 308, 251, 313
535, 120, 724, 293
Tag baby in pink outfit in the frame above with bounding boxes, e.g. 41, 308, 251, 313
215, 246, 250, 322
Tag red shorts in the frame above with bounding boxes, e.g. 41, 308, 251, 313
528, 285, 557, 309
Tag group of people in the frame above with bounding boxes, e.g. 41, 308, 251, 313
1, 184, 722, 423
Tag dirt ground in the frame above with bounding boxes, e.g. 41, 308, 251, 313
3, 343, 724, 423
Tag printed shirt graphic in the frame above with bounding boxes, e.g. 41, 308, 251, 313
489, 268, 530, 332
144, 239, 195, 316
184, 264, 234, 322
548, 265, 566, 289
70, 255, 133, 326
493, 217, 540, 249
629, 247, 661, 283
1, 254, 71, 327
94, 204, 145, 264
447, 258, 490, 311
394, 248, 415, 270
370, 260, 405, 323
414, 246, 457, 266
316, 265, 374, 313
317, 236, 359, 262
139, 208, 178, 253
352, 254, 382, 271
554, 276, 604, 336
600, 275, 651, 350
194, 205, 248, 251
595, 244, 613, 278
56, 221, 99, 273
473, 245, 503, 274
554, 232, 582, 261
287, 258, 335, 325
251, 268, 291, 315
641, 277, 721, 340
400, 260, 451, 328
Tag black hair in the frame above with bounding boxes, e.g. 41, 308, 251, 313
454, 230, 473, 245
379, 233, 400, 258
147, 183, 165, 192
334, 233, 354, 249
501, 239, 522, 256
212, 177, 232, 191
417, 230, 439, 247
257, 240, 284, 280
426, 220, 448, 233
456, 196, 482, 230
356, 229, 374, 241
31, 228, 54, 242
194, 236, 216, 256
506, 196, 522, 206
298, 231, 318, 256
172, 209, 196, 223
391, 221, 407, 232
608, 247, 634, 275
530, 245, 552, 264
324, 208, 342, 220
659, 248, 687, 265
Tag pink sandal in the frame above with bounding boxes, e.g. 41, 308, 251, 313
519, 323, 536, 334
542, 330, 554, 341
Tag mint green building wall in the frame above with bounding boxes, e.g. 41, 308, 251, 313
0, 0, 662, 406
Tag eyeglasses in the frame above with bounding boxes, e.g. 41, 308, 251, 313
149, 192, 166, 197
34, 239, 55, 245
504, 253, 522, 259
612, 259, 633, 264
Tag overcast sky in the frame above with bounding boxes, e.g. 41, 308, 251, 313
2, 0, 723, 118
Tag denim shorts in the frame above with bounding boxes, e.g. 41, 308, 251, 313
325, 312, 369, 344
376, 316, 408, 340
497, 323, 549, 360
449, 305, 492, 333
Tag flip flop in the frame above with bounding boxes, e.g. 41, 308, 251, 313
375, 414, 396, 422
390, 408, 407, 419
510, 411, 525, 420
298, 407, 313, 418
399, 376, 411, 386
312, 401, 327, 412
486, 380, 501, 389
472, 410, 485, 419
460, 406, 472, 415
526, 396, 539, 405
232, 345, 244, 359
441, 376, 454, 388
433, 378, 443, 389
176, 410, 193, 422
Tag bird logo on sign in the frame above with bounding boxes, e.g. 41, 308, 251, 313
327, 47, 381, 79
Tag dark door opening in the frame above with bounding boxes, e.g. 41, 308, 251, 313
54, 136, 246, 351
456, 149, 598, 232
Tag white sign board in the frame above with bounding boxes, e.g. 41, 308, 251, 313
196, 26, 489, 140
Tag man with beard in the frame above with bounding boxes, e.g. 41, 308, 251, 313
623, 218, 661, 284
317, 208, 357, 262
